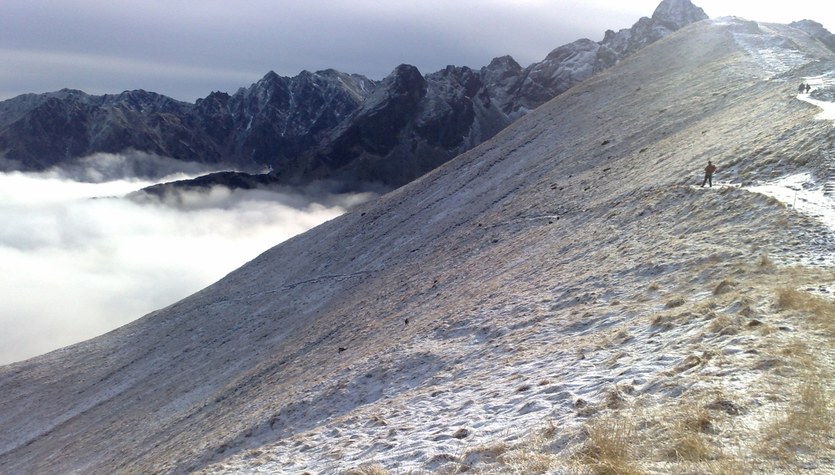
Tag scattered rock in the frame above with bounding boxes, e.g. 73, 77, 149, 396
675, 355, 702, 372
705, 399, 744, 416
713, 279, 736, 295
452, 428, 470, 439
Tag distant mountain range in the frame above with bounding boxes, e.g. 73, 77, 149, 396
3, 0, 832, 192
0, 0, 722, 190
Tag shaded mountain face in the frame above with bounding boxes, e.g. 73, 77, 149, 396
0, 70, 375, 173
0, 0, 708, 188
2, 14, 835, 474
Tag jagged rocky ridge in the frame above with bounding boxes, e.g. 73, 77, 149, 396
0, 0, 711, 189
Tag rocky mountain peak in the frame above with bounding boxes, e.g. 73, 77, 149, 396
651, 0, 708, 31
486, 55, 522, 73
383, 64, 427, 98
790, 20, 835, 53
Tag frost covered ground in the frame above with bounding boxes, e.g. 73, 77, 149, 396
196, 19, 835, 475
2, 18, 835, 475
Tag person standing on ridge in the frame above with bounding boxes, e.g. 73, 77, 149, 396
702, 160, 717, 187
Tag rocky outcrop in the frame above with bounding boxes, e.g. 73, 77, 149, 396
790, 20, 835, 53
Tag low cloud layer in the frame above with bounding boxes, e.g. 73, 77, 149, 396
0, 166, 375, 365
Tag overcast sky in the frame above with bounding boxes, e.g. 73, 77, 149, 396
1, 0, 833, 102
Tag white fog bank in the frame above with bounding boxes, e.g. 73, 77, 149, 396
0, 171, 374, 365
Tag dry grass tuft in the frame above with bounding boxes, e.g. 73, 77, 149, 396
662, 406, 716, 463
574, 417, 645, 475
757, 373, 835, 462
346, 463, 390, 475
776, 287, 835, 331
497, 448, 561, 473
459, 425, 564, 474
666, 433, 712, 463
464, 441, 510, 465
706, 314, 739, 336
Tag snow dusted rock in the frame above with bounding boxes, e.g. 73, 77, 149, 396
494, 0, 708, 117
652, 0, 708, 31
790, 19, 835, 53
215, 69, 376, 167
0, 89, 198, 170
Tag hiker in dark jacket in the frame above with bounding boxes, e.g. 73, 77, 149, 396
702, 160, 717, 187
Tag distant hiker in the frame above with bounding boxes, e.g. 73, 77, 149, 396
799, 82, 807, 94
806, 83, 812, 93
702, 161, 717, 187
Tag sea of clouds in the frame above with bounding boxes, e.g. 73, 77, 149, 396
0, 153, 376, 365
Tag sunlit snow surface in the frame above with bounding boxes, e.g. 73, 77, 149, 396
725, 17, 811, 79
748, 172, 835, 266
744, 86, 835, 267
748, 62, 835, 265
730, 17, 835, 267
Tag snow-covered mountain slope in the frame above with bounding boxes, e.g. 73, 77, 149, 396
2, 18, 835, 475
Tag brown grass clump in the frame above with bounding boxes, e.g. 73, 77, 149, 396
463, 441, 510, 466
460, 426, 562, 474
667, 433, 712, 463
662, 406, 716, 463
574, 417, 645, 475
346, 463, 390, 475
497, 448, 561, 473
706, 313, 739, 336
757, 373, 835, 462
776, 288, 835, 331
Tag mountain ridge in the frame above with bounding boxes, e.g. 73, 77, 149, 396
0, 0, 713, 189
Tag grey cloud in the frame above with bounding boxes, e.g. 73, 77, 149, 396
48, 151, 228, 183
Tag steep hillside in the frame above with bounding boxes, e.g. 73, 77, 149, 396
2, 18, 835, 475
